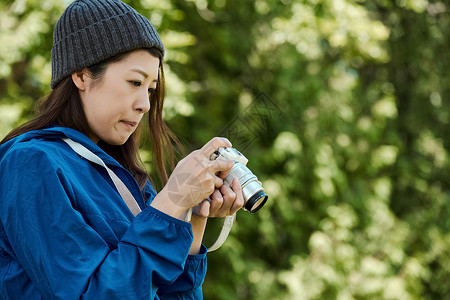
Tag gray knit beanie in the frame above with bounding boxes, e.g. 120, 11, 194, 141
51, 0, 164, 89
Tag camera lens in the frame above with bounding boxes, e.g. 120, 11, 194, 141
225, 163, 268, 213
245, 190, 268, 213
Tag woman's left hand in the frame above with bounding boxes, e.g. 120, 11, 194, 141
193, 178, 244, 218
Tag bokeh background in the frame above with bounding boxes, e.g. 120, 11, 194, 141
1, 0, 449, 299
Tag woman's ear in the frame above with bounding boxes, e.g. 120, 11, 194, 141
71, 69, 90, 91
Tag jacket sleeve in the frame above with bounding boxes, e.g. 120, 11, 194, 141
143, 183, 208, 299
157, 252, 207, 299
0, 146, 196, 299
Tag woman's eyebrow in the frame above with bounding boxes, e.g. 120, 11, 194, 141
130, 68, 158, 82
130, 68, 148, 78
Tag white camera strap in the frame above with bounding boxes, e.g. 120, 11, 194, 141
206, 214, 235, 252
63, 138, 233, 252
184, 207, 235, 252
62, 138, 142, 217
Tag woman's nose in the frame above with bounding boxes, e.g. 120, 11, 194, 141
134, 91, 150, 113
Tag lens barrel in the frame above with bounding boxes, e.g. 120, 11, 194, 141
246, 190, 268, 213
224, 163, 268, 213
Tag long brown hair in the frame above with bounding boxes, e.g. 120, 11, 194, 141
1, 48, 181, 189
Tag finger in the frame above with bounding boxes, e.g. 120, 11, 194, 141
219, 179, 243, 216
216, 156, 234, 178
192, 201, 206, 217
212, 184, 236, 217
199, 137, 232, 158
217, 168, 231, 179
220, 184, 236, 204
192, 202, 202, 216
230, 178, 245, 214
214, 176, 223, 189
210, 157, 234, 174
193, 199, 211, 218
209, 189, 223, 216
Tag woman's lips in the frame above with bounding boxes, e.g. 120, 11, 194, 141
121, 120, 137, 129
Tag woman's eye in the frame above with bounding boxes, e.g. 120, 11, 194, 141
130, 81, 155, 95
130, 81, 142, 87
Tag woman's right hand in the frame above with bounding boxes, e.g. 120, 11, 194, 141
151, 137, 234, 219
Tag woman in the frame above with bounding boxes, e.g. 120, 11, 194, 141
0, 0, 244, 299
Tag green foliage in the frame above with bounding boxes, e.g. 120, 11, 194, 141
1, 0, 449, 299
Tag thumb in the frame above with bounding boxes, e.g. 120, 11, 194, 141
193, 199, 211, 218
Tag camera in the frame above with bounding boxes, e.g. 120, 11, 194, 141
210, 147, 268, 213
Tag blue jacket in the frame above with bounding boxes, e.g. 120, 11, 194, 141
0, 126, 207, 299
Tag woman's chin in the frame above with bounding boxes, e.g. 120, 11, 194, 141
102, 135, 130, 146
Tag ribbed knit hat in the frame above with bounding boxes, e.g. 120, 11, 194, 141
51, 0, 164, 89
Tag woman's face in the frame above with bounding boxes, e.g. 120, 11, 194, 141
75, 50, 159, 145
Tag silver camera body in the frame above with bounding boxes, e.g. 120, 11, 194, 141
211, 147, 268, 213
